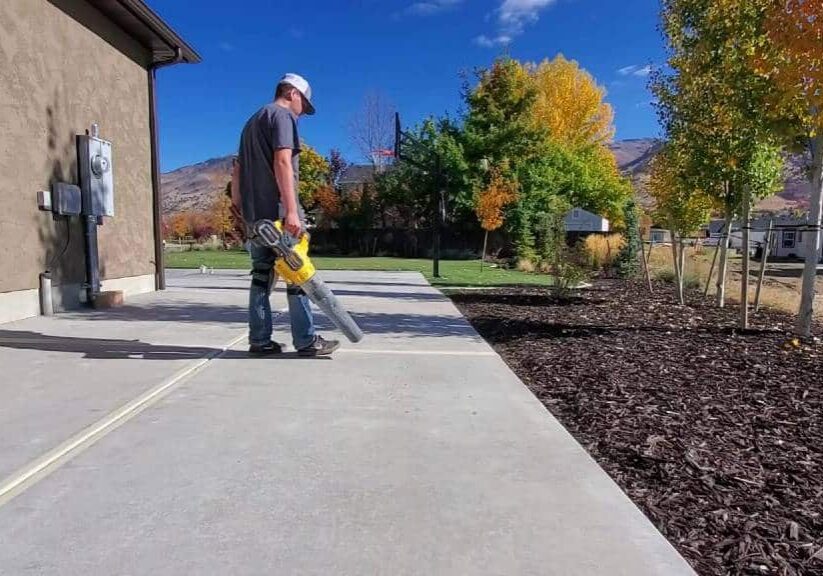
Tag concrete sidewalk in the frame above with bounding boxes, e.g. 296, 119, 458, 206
0, 270, 695, 575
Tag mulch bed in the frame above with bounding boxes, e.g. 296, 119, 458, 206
451, 280, 822, 576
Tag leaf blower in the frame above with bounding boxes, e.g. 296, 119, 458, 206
250, 219, 364, 343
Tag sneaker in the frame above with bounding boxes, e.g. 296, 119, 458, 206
297, 335, 340, 357
248, 341, 284, 356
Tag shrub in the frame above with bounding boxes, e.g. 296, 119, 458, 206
683, 274, 701, 291
655, 269, 676, 283
584, 234, 625, 271
615, 200, 642, 278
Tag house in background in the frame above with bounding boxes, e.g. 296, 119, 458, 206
751, 214, 823, 260
705, 219, 726, 240
649, 229, 672, 244
338, 165, 377, 197
564, 207, 609, 234
708, 213, 822, 260
0, 0, 199, 323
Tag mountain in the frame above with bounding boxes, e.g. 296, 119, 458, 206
609, 139, 663, 210
161, 141, 812, 216
609, 138, 811, 213
161, 156, 233, 215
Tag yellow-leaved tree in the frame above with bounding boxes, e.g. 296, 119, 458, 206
760, 0, 823, 336
530, 55, 615, 150
209, 194, 234, 245
648, 144, 713, 305
298, 145, 331, 208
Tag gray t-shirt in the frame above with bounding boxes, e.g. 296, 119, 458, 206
237, 103, 304, 225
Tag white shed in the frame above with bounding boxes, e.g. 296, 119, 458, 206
564, 207, 609, 233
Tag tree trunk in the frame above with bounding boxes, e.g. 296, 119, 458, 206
755, 219, 774, 313
481, 230, 488, 273
641, 239, 653, 294
678, 237, 686, 304
716, 210, 733, 308
797, 134, 823, 337
741, 187, 751, 330
670, 230, 684, 305
704, 220, 725, 298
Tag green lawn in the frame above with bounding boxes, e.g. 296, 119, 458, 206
165, 250, 552, 287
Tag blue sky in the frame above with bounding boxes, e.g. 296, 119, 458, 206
151, 0, 665, 172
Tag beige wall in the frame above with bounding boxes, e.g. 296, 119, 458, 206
0, 0, 155, 296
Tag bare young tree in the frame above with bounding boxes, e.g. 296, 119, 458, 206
349, 91, 396, 170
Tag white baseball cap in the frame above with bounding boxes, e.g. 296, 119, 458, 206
279, 73, 315, 115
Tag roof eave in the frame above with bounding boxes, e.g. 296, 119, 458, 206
88, 0, 201, 65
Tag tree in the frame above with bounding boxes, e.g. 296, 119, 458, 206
169, 212, 192, 240
531, 54, 615, 150
389, 116, 471, 226
615, 200, 641, 278
209, 194, 234, 245
475, 165, 518, 269
299, 144, 330, 208
513, 140, 631, 260
327, 149, 349, 189
648, 144, 713, 305
349, 91, 396, 169
189, 211, 215, 241
462, 55, 631, 262
655, 0, 786, 320
313, 185, 342, 229
760, 0, 823, 336
463, 57, 542, 171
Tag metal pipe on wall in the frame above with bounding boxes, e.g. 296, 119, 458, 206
148, 47, 182, 291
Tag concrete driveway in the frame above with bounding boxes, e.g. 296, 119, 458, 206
0, 270, 695, 575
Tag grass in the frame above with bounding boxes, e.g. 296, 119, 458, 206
165, 250, 554, 288
645, 243, 822, 320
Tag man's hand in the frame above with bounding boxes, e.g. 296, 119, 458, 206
283, 211, 302, 238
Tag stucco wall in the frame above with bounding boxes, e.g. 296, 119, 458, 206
0, 0, 155, 295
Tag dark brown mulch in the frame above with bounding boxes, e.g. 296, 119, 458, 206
452, 281, 823, 576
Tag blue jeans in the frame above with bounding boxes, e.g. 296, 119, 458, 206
248, 243, 315, 349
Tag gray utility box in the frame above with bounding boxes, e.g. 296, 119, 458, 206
77, 134, 114, 217
52, 182, 82, 216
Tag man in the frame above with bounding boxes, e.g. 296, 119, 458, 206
233, 73, 339, 357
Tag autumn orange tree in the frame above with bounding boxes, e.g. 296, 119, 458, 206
313, 185, 342, 229
168, 212, 192, 241
760, 0, 823, 336
475, 165, 518, 270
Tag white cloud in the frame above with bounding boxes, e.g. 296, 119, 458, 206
499, 0, 556, 34
474, 34, 513, 47
476, 0, 556, 48
407, 0, 462, 16
618, 64, 653, 77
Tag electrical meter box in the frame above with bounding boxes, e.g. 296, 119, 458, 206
77, 133, 114, 217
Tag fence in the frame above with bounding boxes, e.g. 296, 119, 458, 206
307, 228, 509, 259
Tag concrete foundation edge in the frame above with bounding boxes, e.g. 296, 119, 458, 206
0, 274, 156, 324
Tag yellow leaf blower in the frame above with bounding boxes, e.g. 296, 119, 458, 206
251, 219, 364, 343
